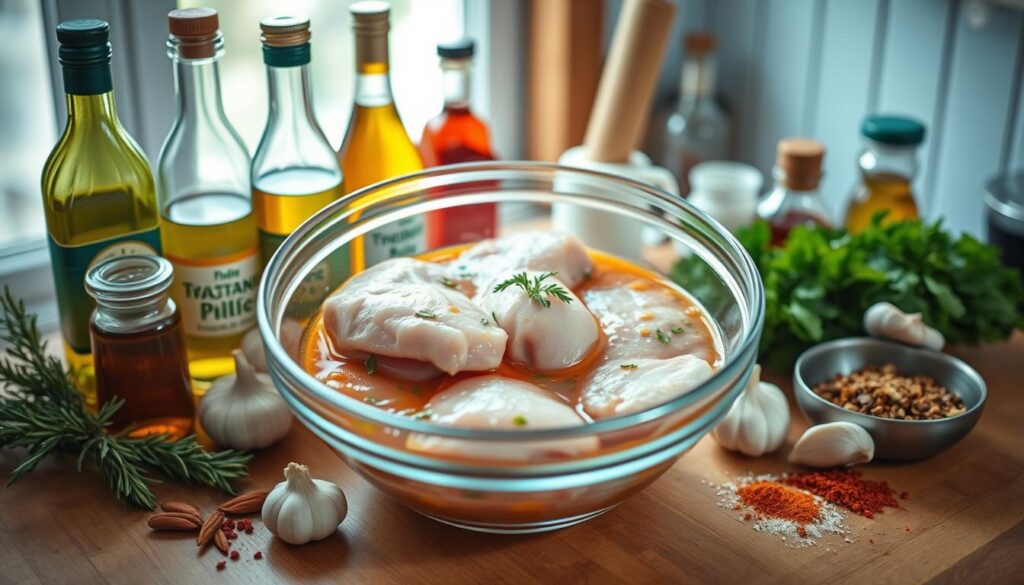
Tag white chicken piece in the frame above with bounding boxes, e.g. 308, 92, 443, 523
406, 376, 599, 461
478, 271, 600, 371
583, 275, 716, 364
581, 355, 714, 419
453, 231, 594, 293
322, 258, 507, 375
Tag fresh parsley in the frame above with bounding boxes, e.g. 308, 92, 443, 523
491, 311, 500, 326
364, 354, 377, 375
415, 310, 439, 319
620, 363, 639, 369
480, 318, 489, 326
363, 396, 380, 404
671, 326, 684, 334
655, 329, 672, 344
511, 415, 528, 427
493, 271, 573, 308
439, 277, 458, 289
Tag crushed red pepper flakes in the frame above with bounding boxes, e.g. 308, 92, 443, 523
900, 491, 910, 500
216, 561, 226, 571
254, 551, 263, 560
230, 550, 239, 561
783, 469, 900, 518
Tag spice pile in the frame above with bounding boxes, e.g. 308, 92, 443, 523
713, 470, 903, 548
812, 363, 965, 420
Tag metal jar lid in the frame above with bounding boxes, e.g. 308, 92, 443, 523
985, 172, 1024, 237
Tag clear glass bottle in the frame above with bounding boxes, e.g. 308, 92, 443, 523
757, 138, 831, 246
419, 37, 497, 248
844, 115, 925, 233
252, 14, 345, 287
661, 32, 730, 195
340, 1, 426, 271
157, 8, 257, 383
42, 19, 162, 406
86, 255, 193, 439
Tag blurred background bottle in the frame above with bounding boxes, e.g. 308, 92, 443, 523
339, 1, 425, 271
844, 115, 925, 233
419, 37, 497, 248
660, 32, 729, 196
157, 8, 256, 383
757, 138, 830, 246
252, 15, 344, 274
41, 19, 162, 405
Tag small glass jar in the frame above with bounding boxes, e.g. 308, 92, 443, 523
85, 255, 194, 439
844, 115, 925, 233
756, 138, 830, 246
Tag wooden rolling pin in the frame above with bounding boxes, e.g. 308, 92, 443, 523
583, 0, 677, 163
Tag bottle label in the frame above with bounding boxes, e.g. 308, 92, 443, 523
364, 216, 427, 266
48, 227, 162, 354
167, 248, 260, 338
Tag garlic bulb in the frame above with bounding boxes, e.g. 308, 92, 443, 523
788, 422, 874, 468
711, 365, 790, 456
863, 302, 944, 351
262, 462, 347, 545
199, 349, 292, 450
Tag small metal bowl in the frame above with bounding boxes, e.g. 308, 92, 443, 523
793, 338, 987, 461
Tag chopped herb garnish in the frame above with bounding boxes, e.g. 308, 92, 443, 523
512, 415, 528, 427
493, 271, 573, 308
671, 326, 684, 334
413, 409, 433, 420
363, 396, 380, 404
439, 277, 458, 288
491, 311, 500, 326
620, 363, 639, 369
480, 318, 489, 326
364, 354, 377, 375
655, 329, 672, 344
415, 310, 439, 319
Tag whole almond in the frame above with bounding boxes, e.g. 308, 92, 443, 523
160, 501, 202, 521
218, 490, 269, 515
148, 512, 201, 531
214, 528, 229, 554
197, 509, 225, 547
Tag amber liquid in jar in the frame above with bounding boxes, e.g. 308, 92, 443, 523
844, 171, 919, 233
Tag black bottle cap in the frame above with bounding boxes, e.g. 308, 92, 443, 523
438, 37, 474, 59
56, 19, 113, 94
56, 19, 109, 48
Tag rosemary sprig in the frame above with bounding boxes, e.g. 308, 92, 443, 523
0, 288, 250, 509
493, 271, 573, 308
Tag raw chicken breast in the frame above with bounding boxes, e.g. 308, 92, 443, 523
322, 259, 507, 375
406, 376, 599, 461
453, 232, 594, 293
581, 355, 714, 419
479, 271, 600, 370
583, 275, 716, 363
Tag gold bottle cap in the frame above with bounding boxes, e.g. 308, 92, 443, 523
260, 15, 311, 47
776, 138, 825, 191
168, 7, 219, 59
351, 1, 390, 69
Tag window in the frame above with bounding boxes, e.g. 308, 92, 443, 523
177, 0, 466, 150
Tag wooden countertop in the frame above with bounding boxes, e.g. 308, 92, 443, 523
2, 333, 1023, 585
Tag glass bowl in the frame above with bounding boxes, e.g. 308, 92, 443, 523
257, 162, 764, 533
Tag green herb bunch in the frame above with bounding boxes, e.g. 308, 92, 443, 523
493, 271, 573, 307
0, 288, 251, 509
673, 215, 1023, 370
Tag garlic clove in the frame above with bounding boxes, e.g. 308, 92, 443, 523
262, 462, 347, 546
788, 422, 874, 468
711, 365, 790, 457
863, 302, 945, 351
199, 350, 293, 450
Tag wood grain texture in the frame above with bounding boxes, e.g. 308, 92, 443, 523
1, 335, 1022, 584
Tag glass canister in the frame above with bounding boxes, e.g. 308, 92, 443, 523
756, 138, 830, 246
85, 255, 194, 439
844, 115, 925, 233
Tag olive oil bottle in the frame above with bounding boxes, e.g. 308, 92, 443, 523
252, 15, 345, 296
340, 2, 426, 272
157, 8, 257, 383
41, 20, 162, 405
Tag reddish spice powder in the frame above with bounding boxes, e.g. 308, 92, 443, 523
737, 481, 820, 525
784, 469, 899, 519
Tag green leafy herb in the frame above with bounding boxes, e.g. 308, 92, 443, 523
480, 318, 489, 326
364, 354, 377, 375
511, 415, 528, 427
620, 363, 639, 369
415, 310, 439, 320
413, 409, 433, 420
493, 271, 573, 308
363, 396, 380, 404
672, 215, 1024, 370
671, 326, 684, 334
491, 311, 500, 326
655, 329, 672, 344
0, 288, 250, 509
439, 277, 458, 289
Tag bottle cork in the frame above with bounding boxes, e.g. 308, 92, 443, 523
168, 7, 219, 60
260, 15, 311, 48
776, 138, 825, 191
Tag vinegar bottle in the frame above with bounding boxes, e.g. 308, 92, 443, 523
252, 15, 346, 290
339, 1, 426, 271
86, 255, 194, 439
844, 115, 925, 233
157, 8, 258, 384
419, 38, 497, 247
756, 138, 831, 246
41, 20, 162, 406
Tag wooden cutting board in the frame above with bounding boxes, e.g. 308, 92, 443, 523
1, 333, 1022, 585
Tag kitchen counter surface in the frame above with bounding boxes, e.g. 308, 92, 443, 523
2, 333, 1022, 585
